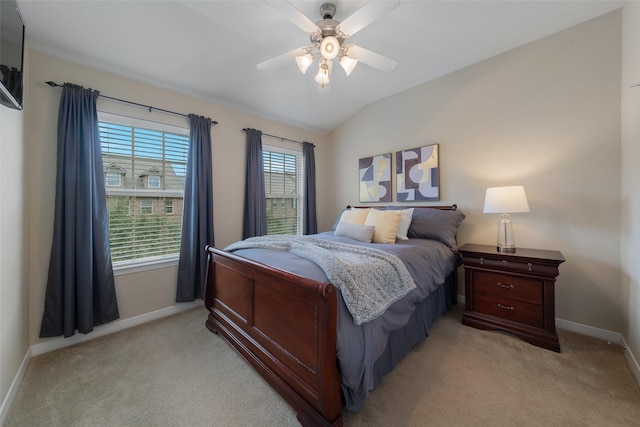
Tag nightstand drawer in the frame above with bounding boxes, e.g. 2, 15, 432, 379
474, 271, 543, 304
474, 293, 543, 328
462, 256, 559, 278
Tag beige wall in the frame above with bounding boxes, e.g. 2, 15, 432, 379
25, 51, 330, 345
0, 58, 28, 412
329, 11, 623, 332
621, 2, 640, 365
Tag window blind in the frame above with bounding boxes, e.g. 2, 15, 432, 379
263, 146, 303, 235
98, 114, 189, 264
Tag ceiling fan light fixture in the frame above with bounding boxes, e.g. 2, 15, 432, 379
261, 1, 399, 86
319, 36, 340, 60
314, 60, 331, 88
339, 54, 358, 76
295, 52, 314, 74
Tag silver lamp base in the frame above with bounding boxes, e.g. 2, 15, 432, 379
496, 213, 516, 253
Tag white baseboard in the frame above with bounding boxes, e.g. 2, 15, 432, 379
1, 301, 202, 425
30, 300, 202, 357
0, 349, 31, 426
555, 317, 624, 345
621, 335, 640, 387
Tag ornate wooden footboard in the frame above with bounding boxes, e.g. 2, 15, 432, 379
204, 246, 343, 427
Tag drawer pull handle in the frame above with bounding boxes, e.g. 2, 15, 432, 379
480, 257, 484, 265
501, 260, 508, 264
498, 303, 514, 311
497, 283, 514, 289
528, 263, 533, 271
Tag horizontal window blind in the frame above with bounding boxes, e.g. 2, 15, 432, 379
263, 146, 303, 235
99, 114, 189, 264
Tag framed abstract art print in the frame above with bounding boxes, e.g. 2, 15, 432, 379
359, 153, 392, 202
396, 143, 440, 201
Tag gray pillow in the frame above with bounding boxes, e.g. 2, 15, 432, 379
407, 208, 466, 250
334, 222, 375, 243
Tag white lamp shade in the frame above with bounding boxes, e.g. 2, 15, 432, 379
295, 53, 314, 74
483, 186, 530, 214
320, 36, 340, 60
339, 55, 358, 76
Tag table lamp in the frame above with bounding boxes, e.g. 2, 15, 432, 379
483, 186, 530, 253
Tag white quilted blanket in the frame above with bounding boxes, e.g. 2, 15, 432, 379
225, 235, 416, 325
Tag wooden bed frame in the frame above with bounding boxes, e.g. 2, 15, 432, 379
204, 205, 458, 427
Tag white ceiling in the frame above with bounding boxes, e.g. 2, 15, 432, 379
17, 0, 622, 134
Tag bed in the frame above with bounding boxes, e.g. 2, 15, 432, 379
203, 205, 464, 426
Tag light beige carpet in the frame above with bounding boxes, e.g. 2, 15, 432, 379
5, 304, 640, 426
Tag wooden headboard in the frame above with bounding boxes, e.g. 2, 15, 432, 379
347, 204, 458, 210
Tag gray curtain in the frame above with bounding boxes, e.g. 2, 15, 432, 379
40, 83, 119, 338
302, 141, 317, 234
242, 128, 267, 238
176, 114, 214, 302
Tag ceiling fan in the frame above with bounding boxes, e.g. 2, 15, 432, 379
258, 1, 400, 88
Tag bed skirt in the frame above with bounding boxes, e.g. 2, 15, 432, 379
346, 271, 456, 412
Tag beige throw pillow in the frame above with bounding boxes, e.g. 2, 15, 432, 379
364, 209, 402, 244
339, 207, 370, 224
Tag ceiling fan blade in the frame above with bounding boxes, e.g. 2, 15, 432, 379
337, 0, 400, 38
347, 45, 397, 72
257, 47, 308, 70
265, 1, 321, 36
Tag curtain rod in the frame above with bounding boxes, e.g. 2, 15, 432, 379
45, 81, 218, 125
242, 128, 315, 147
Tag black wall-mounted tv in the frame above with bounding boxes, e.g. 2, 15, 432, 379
1, 0, 25, 110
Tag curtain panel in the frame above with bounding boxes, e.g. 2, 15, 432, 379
302, 141, 318, 234
242, 128, 267, 239
40, 83, 119, 338
176, 114, 214, 302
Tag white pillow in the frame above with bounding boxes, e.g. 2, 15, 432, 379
396, 208, 414, 240
364, 209, 402, 244
334, 222, 375, 243
339, 207, 369, 224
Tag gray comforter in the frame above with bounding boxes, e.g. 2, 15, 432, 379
226, 232, 458, 412
225, 235, 416, 325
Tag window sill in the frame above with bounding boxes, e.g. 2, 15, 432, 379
113, 255, 179, 276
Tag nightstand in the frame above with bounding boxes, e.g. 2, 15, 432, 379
459, 243, 565, 352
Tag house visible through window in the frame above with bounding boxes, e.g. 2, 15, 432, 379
99, 112, 189, 265
263, 145, 303, 235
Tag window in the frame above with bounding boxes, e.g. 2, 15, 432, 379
141, 199, 153, 214
99, 112, 189, 265
263, 145, 303, 235
106, 172, 122, 187
148, 175, 161, 189
164, 199, 174, 214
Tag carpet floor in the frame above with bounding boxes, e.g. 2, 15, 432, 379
5, 304, 640, 426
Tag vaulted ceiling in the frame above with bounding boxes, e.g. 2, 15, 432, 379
17, 0, 622, 134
